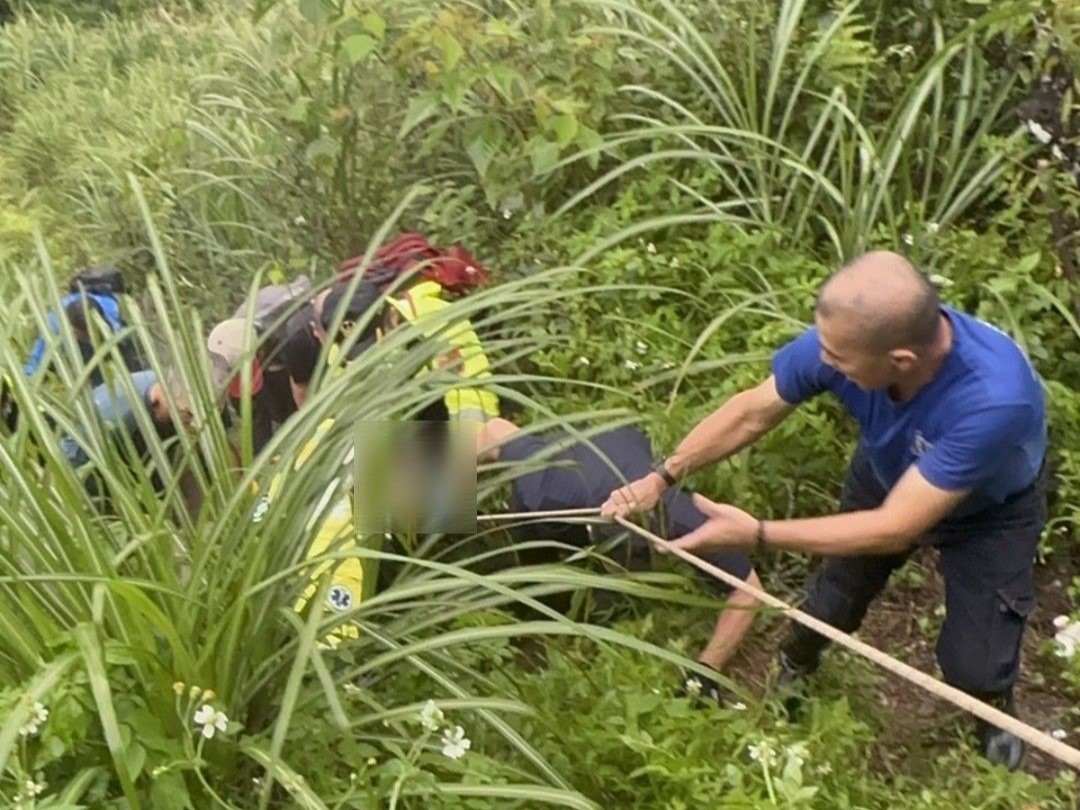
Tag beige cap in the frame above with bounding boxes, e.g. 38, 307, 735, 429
207, 319, 264, 396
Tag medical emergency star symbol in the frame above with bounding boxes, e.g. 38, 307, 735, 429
328, 585, 353, 611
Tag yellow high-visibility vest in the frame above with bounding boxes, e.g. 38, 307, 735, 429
388, 281, 500, 420
253, 418, 364, 646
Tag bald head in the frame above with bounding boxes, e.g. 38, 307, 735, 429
816, 251, 941, 352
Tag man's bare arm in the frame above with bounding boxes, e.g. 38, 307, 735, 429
664, 376, 795, 479
669, 466, 970, 557
601, 376, 795, 516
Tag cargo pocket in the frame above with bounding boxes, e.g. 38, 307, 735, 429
989, 583, 1035, 688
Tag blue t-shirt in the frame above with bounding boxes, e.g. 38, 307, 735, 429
771, 307, 1046, 516
60, 370, 159, 467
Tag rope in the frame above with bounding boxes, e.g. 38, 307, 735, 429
476, 505, 1080, 770
476, 507, 606, 522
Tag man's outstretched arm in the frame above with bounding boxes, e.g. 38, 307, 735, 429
601, 376, 795, 517
668, 466, 970, 557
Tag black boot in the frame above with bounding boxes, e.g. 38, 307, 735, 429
776, 648, 819, 721
677, 664, 725, 708
972, 690, 1026, 771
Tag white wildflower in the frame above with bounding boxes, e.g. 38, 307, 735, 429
251, 496, 270, 524
684, 677, 703, 696
366, 757, 377, 766
25, 780, 45, 797
343, 683, 363, 695
747, 740, 778, 767
419, 699, 444, 732
634, 339, 648, 355
293, 215, 307, 227
502, 209, 512, 220
1053, 615, 1080, 659
193, 704, 229, 740
901, 233, 914, 247
646, 242, 657, 254
1052, 729, 1068, 741
731, 701, 747, 711
440, 726, 471, 760
1026, 120, 1053, 145
896, 44, 915, 59
623, 359, 641, 371
18, 702, 48, 737
573, 356, 590, 367
925, 221, 940, 235
785, 742, 808, 769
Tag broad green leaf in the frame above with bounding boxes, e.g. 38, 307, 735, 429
305, 135, 340, 163
297, 0, 331, 25
342, 34, 378, 64
433, 30, 464, 70
552, 114, 579, 147
399, 95, 440, 138
531, 140, 560, 177
467, 135, 496, 180
361, 11, 386, 39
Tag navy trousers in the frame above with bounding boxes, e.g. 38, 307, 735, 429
781, 447, 1046, 697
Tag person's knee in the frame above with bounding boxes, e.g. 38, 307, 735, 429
937, 585, 1033, 695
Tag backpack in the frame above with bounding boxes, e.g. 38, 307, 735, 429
231, 275, 314, 336
69, 265, 125, 298
337, 233, 489, 296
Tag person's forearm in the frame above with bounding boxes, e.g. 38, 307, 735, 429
762, 510, 913, 556
665, 391, 773, 478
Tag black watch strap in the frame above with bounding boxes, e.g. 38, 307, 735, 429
651, 458, 678, 487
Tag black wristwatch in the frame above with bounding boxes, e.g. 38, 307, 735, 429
651, 458, 678, 487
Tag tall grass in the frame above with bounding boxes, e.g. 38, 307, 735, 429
0, 175, 756, 807
558, 0, 1034, 260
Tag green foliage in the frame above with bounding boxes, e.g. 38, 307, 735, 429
2, 0, 1080, 805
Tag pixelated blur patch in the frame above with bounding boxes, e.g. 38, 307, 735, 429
352, 421, 477, 534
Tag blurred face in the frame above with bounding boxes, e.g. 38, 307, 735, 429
815, 312, 899, 391
148, 384, 195, 431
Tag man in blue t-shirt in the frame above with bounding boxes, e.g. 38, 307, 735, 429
602, 251, 1047, 770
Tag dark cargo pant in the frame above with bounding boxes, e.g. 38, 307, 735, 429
781, 447, 1046, 698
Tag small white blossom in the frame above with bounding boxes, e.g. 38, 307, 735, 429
343, 683, 363, 695
925, 221, 939, 235
573, 356, 590, 367
419, 699, 444, 731
684, 677, 703, 696
1053, 616, 1080, 659
646, 242, 657, 254
1026, 120, 1053, 145
623, 359, 641, 371
747, 740, 778, 767
731, 701, 747, 711
896, 44, 915, 59
1052, 729, 1068, 740
293, 215, 307, 227
502, 209, 512, 220
18, 702, 48, 737
634, 340, 648, 355
901, 233, 914, 247
193, 704, 229, 740
366, 757, 377, 766
440, 725, 471, 760
25, 780, 45, 797
785, 742, 808, 769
